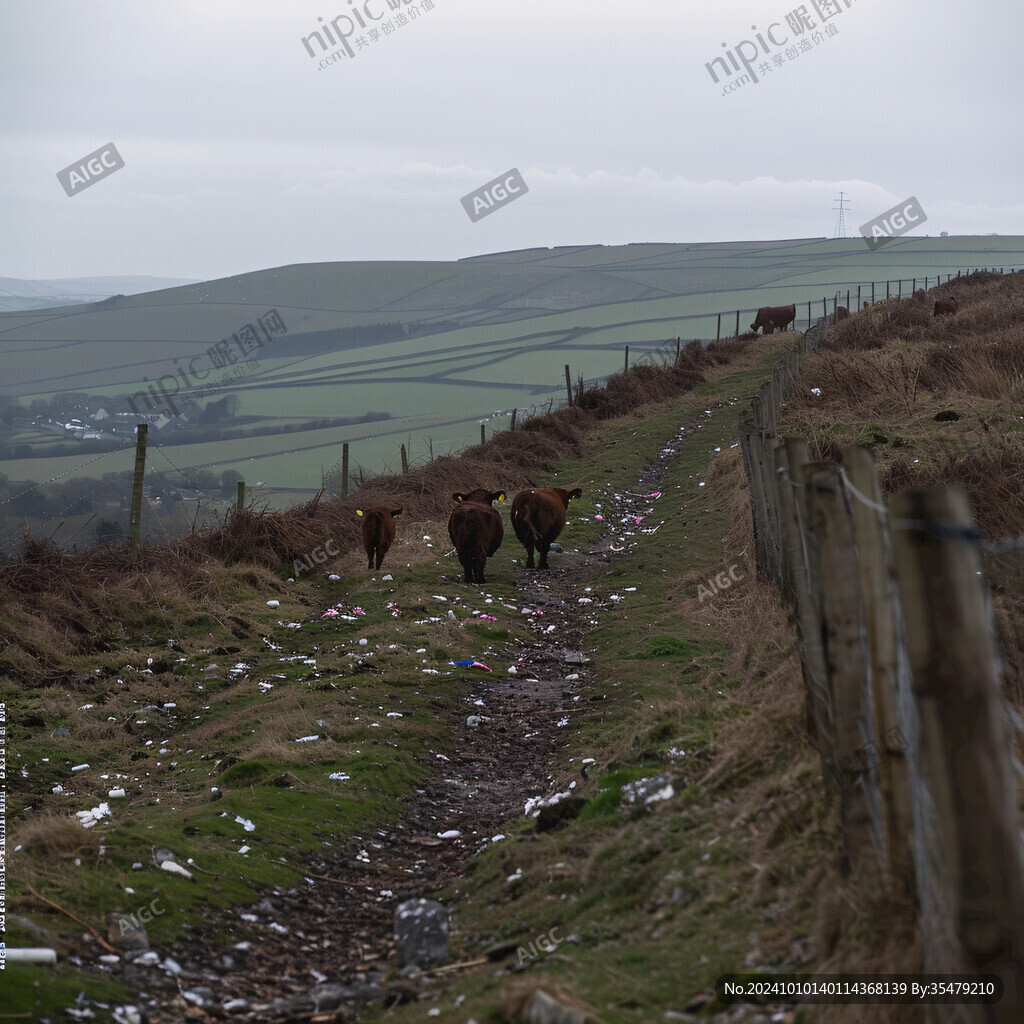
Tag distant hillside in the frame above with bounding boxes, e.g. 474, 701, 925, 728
0, 237, 1021, 502
0, 274, 199, 311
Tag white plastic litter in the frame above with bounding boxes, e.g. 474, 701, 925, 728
160, 860, 193, 879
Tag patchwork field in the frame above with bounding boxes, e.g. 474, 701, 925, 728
1, 236, 1021, 534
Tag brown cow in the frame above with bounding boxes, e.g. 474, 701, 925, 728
750, 303, 796, 335
836, 306, 849, 321
934, 298, 958, 316
511, 486, 583, 570
448, 489, 506, 584
357, 506, 402, 570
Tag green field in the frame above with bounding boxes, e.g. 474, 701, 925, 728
2, 236, 1021, 504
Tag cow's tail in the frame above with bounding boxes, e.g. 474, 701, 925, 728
519, 506, 541, 544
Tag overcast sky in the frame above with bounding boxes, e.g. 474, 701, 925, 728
3, 0, 1022, 283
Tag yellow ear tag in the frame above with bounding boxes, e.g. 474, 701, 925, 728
356, 509, 364, 516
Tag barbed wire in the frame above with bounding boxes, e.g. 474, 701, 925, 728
0, 442, 133, 507
149, 442, 234, 508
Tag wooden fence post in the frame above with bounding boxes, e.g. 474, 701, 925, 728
129, 424, 147, 562
480, 423, 486, 445
803, 463, 876, 874
510, 408, 517, 432
890, 486, 1024, 1015
716, 313, 721, 341
777, 438, 831, 756
842, 446, 914, 887
624, 345, 629, 374
676, 337, 681, 363
738, 408, 771, 579
400, 443, 409, 473
564, 364, 573, 407
341, 442, 349, 497
236, 481, 245, 510
734, 310, 740, 337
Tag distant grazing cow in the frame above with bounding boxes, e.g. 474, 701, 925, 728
750, 303, 796, 335
511, 486, 583, 570
934, 298, 958, 316
836, 306, 849, 321
356, 506, 402, 570
448, 489, 506, 584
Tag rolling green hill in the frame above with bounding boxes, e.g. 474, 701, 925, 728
1, 236, 1021, 507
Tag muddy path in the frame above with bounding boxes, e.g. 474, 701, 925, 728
135, 413, 710, 1024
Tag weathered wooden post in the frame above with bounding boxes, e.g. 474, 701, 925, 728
803, 463, 876, 874
129, 424, 147, 562
734, 310, 740, 337
400, 443, 409, 474
564, 364, 573, 407
510, 408, 517, 432
716, 313, 721, 341
890, 486, 1024, 1016
236, 481, 245, 510
624, 345, 629, 374
480, 423, 486, 445
777, 439, 830, 753
842, 446, 914, 886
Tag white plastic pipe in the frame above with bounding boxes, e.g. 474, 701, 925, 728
4, 948, 58, 963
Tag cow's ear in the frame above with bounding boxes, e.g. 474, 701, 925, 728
392, 508, 403, 517
356, 509, 364, 517
453, 492, 465, 502
570, 488, 583, 499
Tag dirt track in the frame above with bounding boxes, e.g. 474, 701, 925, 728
134, 413, 710, 1023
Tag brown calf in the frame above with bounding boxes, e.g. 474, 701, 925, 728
511, 486, 583, 569
357, 506, 402, 570
934, 298, 958, 316
836, 305, 849, 321
448, 489, 506, 584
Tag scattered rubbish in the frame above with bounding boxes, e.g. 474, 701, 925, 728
266, 600, 280, 608
234, 815, 256, 832
453, 659, 491, 671
159, 861, 193, 879
466, 715, 492, 727
76, 802, 111, 828
71, 764, 89, 772
382, 574, 393, 581
295, 735, 319, 743
108, 788, 126, 798
328, 772, 351, 781
437, 829, 462, 839
328, 574, 341, 581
